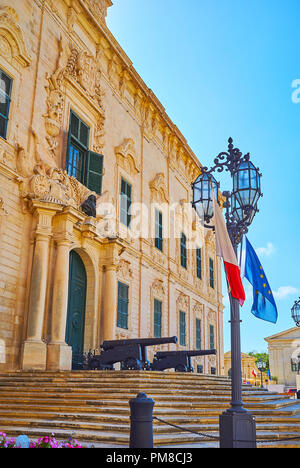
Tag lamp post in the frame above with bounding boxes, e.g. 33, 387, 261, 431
192, 138, 262, 448
256, 359, 266, 388
291, 298, 300, 327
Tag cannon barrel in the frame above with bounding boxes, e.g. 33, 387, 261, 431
101, 336, 178, 351
155, 349, 217, 358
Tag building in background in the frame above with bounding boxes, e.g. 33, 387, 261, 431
223, 351, 271, 386
0, 0, 224, 373
265, 327, 300, 388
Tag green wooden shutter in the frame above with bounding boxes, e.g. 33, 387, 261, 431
117, 282, 129, 329
181, 233, 187, 269
179, 311, 186, 346
209, 258, 214, 289
155, 209, 163, 251
196, 318, 201, 350
120, 178, 132, 227
85, 151, 103, 195
196, 248, 202, 279
210, 325, 214, 349
154, 299, 162, 338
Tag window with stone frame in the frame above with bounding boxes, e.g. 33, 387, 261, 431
66, 110, 103, 194
0, 69, 12, 140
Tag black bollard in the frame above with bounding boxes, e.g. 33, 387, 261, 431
129, 392, 155, 448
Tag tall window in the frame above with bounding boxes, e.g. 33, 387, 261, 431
117, 282, 129, 329
196, 247, 202, 280
0, 70, 12, 140
66, 111, 103, 194
196, 318, 201, 350
155, 209, 163, 252
154, 299, 162, 338
180, 233, 187, 269
209, 257, 214, 289
179, 311, 186, 346
209, 324, 215, 350
120, 178, 132, 228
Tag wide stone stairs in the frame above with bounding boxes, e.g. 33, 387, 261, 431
0, 371, 300, 448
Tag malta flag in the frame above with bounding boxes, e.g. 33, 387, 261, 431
212, 190, 245, 306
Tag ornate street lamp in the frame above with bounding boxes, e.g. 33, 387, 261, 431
291, 297, 300, 327
256, 359, 266, 388
192, 137, 262, 448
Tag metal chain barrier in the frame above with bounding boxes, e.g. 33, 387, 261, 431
153, 416, 220, 440
153, 416, 300, 444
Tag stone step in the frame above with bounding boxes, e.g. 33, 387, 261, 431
0, 410, 299, 435
0, 371, 298, 448
1, 422, 300, 447
1, 401, 300, 421
0, 380, 266, 393
0, 389, 287, 404
0, 395, 294, 412
0, 371, 231, 382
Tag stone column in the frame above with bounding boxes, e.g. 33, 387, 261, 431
102, 264, 117, 341
22, 204, 56, 370
47, 238, 72, 370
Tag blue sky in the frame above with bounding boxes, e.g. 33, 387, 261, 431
107, 0, 300, 353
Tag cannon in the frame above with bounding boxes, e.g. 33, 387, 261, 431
151, 349, 217, 372
87, 336, 178, 371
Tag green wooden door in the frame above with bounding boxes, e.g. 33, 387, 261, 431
65, 251, 87, 369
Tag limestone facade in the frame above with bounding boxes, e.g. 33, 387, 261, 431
0, 0, 224, 373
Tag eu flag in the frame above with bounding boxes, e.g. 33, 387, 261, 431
244, 237, 278, 324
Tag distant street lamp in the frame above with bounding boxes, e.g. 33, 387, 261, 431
192, 137, 262, 448
256, 360, 266, 388
291, 297, 300, 327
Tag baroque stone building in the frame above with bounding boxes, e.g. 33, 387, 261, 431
0, 0, 224, 373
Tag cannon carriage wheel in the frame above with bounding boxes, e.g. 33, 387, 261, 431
123, 358, 143, 370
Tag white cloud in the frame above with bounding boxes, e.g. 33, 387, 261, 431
255, 242, 276, 258
273, 286, 299, 300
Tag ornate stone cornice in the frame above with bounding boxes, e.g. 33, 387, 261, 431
0, 6, 31, 68
81, 0, 113, 24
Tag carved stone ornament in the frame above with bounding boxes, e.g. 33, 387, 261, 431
115, 138, 140, 176
84, 0, 113, 23
18, 161, 97, 213
44, 36, 105, 157
152, 278, 165, 299
177, 292, 189, 312
149, 173, 169, 203
117, 259, 133, 280
0, 6, 31, 67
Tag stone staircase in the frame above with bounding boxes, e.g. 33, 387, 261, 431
0, 371, 300, 448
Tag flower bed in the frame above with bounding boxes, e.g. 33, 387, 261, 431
0, 432, 83, 448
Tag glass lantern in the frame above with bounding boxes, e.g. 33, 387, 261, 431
291, 298, 300, 327
192, 172, 219, 223
231, 161, 261, 225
